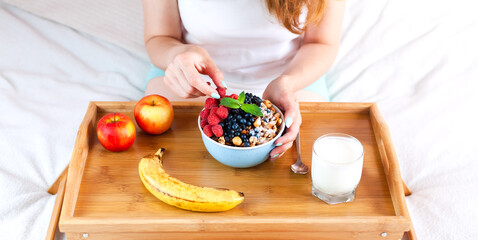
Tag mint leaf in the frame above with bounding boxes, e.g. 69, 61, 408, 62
238, 91, 245, 104
241, 104, 263, 117
220, 97, 241, 109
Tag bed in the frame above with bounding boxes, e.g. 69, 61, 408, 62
1, 1, 477, 239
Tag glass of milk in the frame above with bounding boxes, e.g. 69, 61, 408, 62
311, 133, 364, 205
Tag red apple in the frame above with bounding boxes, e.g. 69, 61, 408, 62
97, 113, 136, 152
134, 95, 174, 135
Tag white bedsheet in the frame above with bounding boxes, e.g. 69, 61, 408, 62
1, 1, 477, 239
0, 3, 148, 239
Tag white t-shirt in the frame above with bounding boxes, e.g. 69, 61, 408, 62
178, 0, 303, 96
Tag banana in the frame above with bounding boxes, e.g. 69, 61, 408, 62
138, 148, 244, 212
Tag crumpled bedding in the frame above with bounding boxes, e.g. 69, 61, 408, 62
1, 1, 477, 239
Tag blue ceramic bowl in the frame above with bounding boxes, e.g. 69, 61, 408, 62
198, 105, 285, 168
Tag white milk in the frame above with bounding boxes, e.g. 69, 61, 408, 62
311, 136, 364, 195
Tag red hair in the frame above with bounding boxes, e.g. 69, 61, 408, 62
265, 0, 327, 34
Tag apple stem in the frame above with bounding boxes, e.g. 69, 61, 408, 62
152, 100, 155, 106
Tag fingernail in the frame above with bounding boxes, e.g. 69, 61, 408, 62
285, 117, 293, 128
272, 153, 279, 158
275, 142, 283, 147
222, 81, 228, 89
211, 93, 220, 99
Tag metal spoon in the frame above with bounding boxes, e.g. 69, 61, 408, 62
290, 132, 309, 174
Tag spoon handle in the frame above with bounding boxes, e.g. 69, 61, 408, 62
296, 132, 301, 161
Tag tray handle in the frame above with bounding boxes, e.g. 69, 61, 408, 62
45, 172, 67, 240
60, 102, 97, 221
370, 104, 416, 240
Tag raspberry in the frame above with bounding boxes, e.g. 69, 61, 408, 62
216, 87, 227, 98
203, 125, 213, 137
209, 106, 218, 116
199, 108, 210, 120
212, 125, 223, 137
200, 118, 208, 128
216, 105, 229, 119
205, 98, 218, 109
230, 94, 238, 100
207, 113, 221, 125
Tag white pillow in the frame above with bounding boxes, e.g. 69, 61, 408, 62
3, 0, 147, 59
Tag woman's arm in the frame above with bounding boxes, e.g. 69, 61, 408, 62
143, 0, 182, 69
142, 0, 224, 98
263, 0, 346, 160
279, 0, 346, 91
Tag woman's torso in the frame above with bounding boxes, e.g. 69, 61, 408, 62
178, 0, 303, 95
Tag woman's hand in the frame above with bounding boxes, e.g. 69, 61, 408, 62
164, 45, 225, 99
262, 76, 302, 161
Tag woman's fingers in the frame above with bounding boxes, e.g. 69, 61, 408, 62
167, 64, 203, 98
274, 115, 301, 145
269, 119, 301, 160
270, 123, 300, 160
274, 97, 302, 144
199, 59, 226, 89
164, 68, 192, 98
175, 67, 204, 97
270, 142, 294, 161
179, 60, 220, 98
166, 48, 224, 99
270, 96, 302, 160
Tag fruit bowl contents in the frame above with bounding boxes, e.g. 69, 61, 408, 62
199, 90, 283, 148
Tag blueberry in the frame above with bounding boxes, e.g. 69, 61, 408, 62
239, 119, 247, 124
225, 136, 230, 142
229, 129, 235, 134
229, 134, 234, 139
232, 123, 238, 130
219, 122, 224, 127
244, 142, 250, 147
249, 117, 254, 122
236, 115, 242, 119
235, 132, 241, 136
246, 121, 252, 126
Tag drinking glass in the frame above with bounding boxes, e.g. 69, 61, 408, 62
311, 133, 364, 205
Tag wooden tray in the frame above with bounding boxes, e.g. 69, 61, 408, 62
58, 102, 415, 240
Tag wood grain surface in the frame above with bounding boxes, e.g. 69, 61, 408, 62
65, 231, 406, 240
59, 102, 412, 239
